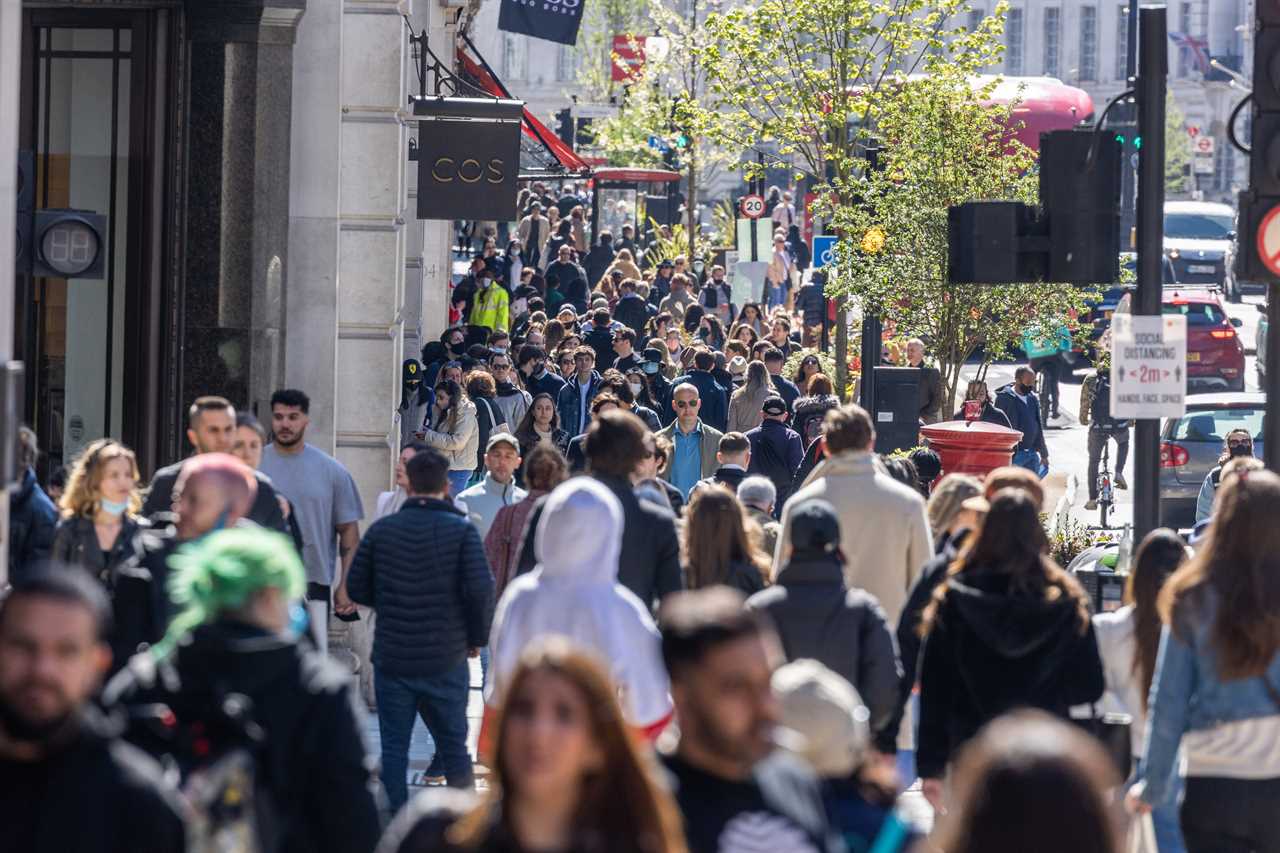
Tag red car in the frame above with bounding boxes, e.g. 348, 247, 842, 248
1114, 288, 1246, 392
1163, 289, 1246, 392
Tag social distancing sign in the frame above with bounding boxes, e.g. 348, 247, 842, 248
1111, 313, 1187, 419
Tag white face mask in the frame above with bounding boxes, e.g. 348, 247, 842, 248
629, 382, 644, 396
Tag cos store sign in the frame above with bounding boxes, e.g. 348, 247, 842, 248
413, 96, 524, 222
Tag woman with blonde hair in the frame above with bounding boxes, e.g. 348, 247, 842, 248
728, 360, 774, 433
600, 247, 642, 286
382, 639, 687, 853
682, 486, 769, 594
51, 439, 144, 585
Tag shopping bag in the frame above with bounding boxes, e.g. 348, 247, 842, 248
1126, 813, 1157, 853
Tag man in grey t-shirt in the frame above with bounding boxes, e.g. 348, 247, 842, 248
259, 388, 364, 653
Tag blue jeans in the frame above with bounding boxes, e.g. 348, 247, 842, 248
447, 469, 471, 497
375, 662, 473, 812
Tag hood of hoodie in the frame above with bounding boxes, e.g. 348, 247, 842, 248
533, 477, 623, 585
171, 621, 303, 695
944, 571, 1081, 659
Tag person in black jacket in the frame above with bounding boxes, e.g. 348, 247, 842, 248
582, 307, 618, 370
516, 344, 567, 402
141, 396, 288, 534
672, 349, 729, 432
105, 526, 384, 853
514, 410, 682, 610
546, 244, 589, 314
916, 488, 1103, 813
694, 431, 752, 495
0, 569, 186, 853
613, 277, 654, 336
746, 498, 901, 752
952, 379, 1012, 428
583, 230, 615, 287
347, 448, 494, 809
9, 427, 58, 581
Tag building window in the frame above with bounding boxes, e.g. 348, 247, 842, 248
557, 45, 576, 82
1079, 6, 1098, 81
503, 34, 527, 81
1178, 1, 1192, 78
1115, 4, 1130, 82
1044, 8, 1060, 77
1005, 8, 1024, 74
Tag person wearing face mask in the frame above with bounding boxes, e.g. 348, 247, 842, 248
1195, 428, 1256, 523
516, 343, 566, 401
104, 525, 385, 853
397, 359, 433, 452
641, 347, 675, 425
994, 366, 1050, 476
51, 439, 146, 590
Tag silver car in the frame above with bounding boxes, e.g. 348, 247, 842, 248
1159, 393, 1265, 528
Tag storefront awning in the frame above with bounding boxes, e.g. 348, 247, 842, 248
456, 37, 591, 178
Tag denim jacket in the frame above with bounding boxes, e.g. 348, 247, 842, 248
1137, 588, 1280, 806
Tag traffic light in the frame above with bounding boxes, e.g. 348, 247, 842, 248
1039, 129, 1121, 282
1237, 1, 1280, 281
554, 108, 574, 148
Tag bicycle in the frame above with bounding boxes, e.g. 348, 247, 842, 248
1096, 438, 1115, 529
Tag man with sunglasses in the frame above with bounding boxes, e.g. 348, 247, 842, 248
490, 354, 532, 428
657, 384, 725, 499
1196, 428, 1257, 523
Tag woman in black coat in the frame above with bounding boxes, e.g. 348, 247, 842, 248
916, 489, 1104, 813
952, 378, 1012, 428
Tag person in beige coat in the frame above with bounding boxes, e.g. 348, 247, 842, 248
419, 379, 479, 497
774, 402, 932, 624
728, 361, 773, 434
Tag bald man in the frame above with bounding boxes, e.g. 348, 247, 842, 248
113, 454, 261, 670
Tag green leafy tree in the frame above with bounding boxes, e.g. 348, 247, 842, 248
832, 76, 1095, 413
691, 0, 1092, 400
1165, 91, 1191, 195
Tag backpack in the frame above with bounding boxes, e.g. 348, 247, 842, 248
1091, 372, 1126, 431
125, 665, 284, 853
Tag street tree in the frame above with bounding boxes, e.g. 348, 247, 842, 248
691, 0, 1090, 399
833, 74, 1096, 413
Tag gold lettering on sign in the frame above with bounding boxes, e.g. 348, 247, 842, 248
487, 159, 505, 184
458, 159, 483, 183
432, 157, 455, 182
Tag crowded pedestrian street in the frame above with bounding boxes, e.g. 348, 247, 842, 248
4, 0, 1280, 851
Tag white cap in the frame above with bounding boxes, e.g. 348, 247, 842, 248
772, 659, 871, 778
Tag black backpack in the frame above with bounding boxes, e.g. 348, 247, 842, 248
1092, 372, 1126, 430
124, 660, 284, 853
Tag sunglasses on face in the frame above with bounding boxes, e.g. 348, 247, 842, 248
492, 362, 511, 369
675, 400, 698, 409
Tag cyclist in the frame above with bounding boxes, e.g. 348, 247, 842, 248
1079, 354, 1130, 511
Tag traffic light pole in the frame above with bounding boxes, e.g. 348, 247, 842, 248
1133, 6, 1167, 539
1117, 2, 1140, 246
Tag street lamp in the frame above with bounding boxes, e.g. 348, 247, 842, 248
1210, 58, 1252, 90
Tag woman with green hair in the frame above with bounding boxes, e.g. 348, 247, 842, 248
106, 526, 385, 852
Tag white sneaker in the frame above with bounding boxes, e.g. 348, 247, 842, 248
1085, 499, 1098, 510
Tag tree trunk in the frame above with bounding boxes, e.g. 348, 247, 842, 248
835, 298, 849, 402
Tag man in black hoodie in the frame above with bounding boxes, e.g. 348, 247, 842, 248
0, 570, 186, 853
584, 230, 616, 286
546, 244, 589, 314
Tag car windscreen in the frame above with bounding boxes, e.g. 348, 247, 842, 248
1171, 408, 1263, 442
1163, 301, 1225, 326
1163, 212, 1234, 240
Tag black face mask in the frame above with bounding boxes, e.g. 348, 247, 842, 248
1018, 382, 1036, 395
1229, 443, 1253, 458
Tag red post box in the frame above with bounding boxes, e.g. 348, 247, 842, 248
919, 420, 1024, 482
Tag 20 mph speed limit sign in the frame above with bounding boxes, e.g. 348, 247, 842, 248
740, 194, 765, 219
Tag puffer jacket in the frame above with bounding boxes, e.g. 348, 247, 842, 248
9, 467, 57, 581
747, 554, 902, 749
346, 496, 494, 677
421, 399, 480, 472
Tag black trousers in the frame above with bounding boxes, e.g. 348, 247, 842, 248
1087, 429, 1129, 500
1038, 359, 1060, 416
1181, 775, 1280, 853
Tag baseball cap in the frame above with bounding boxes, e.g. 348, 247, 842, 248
402, 359, 422, 383
485, 432, 520, 453
643, 346, 665, 363
557, 305, 578, 319
773, 659, 871, 778
728, 355, 748, 377
788, 498, 840, 556
658, 259, 674, 269
761, 396, 788, 416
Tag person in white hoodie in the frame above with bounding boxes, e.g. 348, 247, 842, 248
481, 477, 673, 756
1094, 528, 1188, 853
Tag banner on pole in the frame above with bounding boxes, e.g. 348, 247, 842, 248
499, 0, 584, 46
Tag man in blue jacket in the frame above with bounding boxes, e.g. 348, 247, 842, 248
994, 366, 1050, 475
346, 447, 494, 810
673, 348, 729, 432
556, 346, 603, 437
